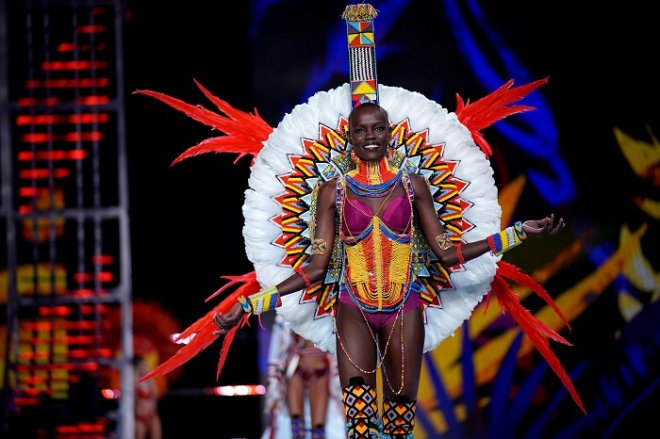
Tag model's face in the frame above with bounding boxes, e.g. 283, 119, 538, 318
348, 104, 390, 162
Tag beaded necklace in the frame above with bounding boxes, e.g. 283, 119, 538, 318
346, 154, 401, 197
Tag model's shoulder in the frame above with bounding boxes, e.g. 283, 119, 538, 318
318, 178, 339, 196
403, 172, 431, 198
320, 177, 339, 188
406, 172, 427, 186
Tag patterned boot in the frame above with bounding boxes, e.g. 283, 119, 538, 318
381, 398, 416, 438
311, 425, 325, 439
342, 379, 380, 438
291, 416, 305, 439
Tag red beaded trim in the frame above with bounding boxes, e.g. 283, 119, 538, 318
294, 267, 312, 288
456, 244, 465, 265
486, 235, 498, 254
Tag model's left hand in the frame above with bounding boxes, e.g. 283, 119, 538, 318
522, 214, 565, 238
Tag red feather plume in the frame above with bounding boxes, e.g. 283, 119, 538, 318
497, 260, 571, 332
455, 78, 549, 158
490, 261, 586, 414
132, 79, 273, 165
140, 271, 260, 382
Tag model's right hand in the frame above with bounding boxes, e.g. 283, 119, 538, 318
212, 302, 246, 335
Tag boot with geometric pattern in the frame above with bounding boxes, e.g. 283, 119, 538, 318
381, 397, 416, 438
341, 378, 380, 438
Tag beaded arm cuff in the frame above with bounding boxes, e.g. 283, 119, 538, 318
238, 286, 281, 315
487, 221, 527, 256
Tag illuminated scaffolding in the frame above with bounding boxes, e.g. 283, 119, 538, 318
0, 1, 133, 437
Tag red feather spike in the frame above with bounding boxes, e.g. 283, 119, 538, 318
490, 272, 586, 414
132, 84, 273, 165
132, 89, 230, 131
206, 271, 260, 303
455, 78, 549, 158
139, 288, 247, 382
171, 137, 258, 166
216, 313, 251, 380
140, 271, 260, 382
481, 285, 494, 315
193, 79, 272, 143
496, 260, 571, 330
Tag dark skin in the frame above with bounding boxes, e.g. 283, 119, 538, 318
215, 103, 565, 401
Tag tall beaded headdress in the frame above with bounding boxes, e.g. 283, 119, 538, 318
342, 4, 380, 107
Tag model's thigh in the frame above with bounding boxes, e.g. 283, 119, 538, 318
335, 301, 378, 388
379, 306, 424, 401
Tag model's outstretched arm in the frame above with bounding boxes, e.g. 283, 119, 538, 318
214, 179, 338, 331
410, 173, 564, 269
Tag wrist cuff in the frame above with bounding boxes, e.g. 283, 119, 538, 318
488, 225, 525, 256
514, 221, 527, 240
246, 286, 281, 315
237, 295, 252, 313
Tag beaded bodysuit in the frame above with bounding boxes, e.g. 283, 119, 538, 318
338, 165, 416, 315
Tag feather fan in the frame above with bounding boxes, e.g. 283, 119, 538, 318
455, 78, 548, 158
140, 271, 260, 382
491, 262, 586, 414
133, 80, 273, 165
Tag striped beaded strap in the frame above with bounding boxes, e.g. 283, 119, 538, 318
239, 285, 281, 315
487, 221, 527, 256
513, 220, 527, 239
341, 3, 379, 108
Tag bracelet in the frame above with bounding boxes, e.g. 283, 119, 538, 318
243, 285, 281, 315
237, 295, 252, 313
513, 221, 527, 240
486, 235, 498, 254
294, 267, 312, 288
455, 244, 465, 265
487, 224, 525, 256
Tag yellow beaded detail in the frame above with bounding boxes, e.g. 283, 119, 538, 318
243, 286, 280, 315
487, 222, 527, 256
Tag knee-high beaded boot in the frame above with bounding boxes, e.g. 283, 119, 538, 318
341, 379, 379, 438
381, 398, 416, 438
310, 425, 325, 439
290, 416, 306, 439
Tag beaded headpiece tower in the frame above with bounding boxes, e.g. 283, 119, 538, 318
342, 4, 380, 107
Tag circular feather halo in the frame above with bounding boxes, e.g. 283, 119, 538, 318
243, 83, 501, 353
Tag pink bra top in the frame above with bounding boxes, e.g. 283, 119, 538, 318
342, 193, 411, 236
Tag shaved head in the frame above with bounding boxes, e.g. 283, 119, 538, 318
349, 103, 389, 128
